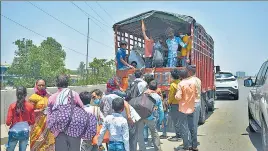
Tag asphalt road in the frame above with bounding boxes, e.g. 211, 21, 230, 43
1, 80, 262, 151
151, 81, 262, 151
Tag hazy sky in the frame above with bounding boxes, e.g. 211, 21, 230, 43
2, 1, 268, 76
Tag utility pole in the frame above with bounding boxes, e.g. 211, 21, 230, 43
86, 17, 89, 82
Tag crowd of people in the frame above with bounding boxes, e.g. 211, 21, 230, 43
116, 20, 192, 70
5, 63, 201, 151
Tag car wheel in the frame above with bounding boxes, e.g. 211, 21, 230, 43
234, 91, 239, 100
261, 114, 268, 151
199, 99, 207, 125
248, 107, 256, 132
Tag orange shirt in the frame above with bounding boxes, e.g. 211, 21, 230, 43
6, 101, 35, 128
175, 78, 197, 114
144, 39, 154, 58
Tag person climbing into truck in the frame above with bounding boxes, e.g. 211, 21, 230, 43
141, 20, 154, 68
179, 32, 192, 67
165, 27, 192, 67
116, 40, 135, 70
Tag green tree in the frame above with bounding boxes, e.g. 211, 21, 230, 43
7, 37, 68, 87
88, 58, 116, 85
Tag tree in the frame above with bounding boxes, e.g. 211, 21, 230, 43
88, 58, 116, 85
7, 37, 68, 87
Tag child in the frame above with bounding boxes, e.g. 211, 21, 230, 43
6, 86, 35, 151
79, 91, 105, 151
98, 97, 129, 151
159, 93, 169, 139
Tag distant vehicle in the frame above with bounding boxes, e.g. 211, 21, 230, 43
244, 60, 268, 151
113, 10, 215, 124
215, 71, 239, 100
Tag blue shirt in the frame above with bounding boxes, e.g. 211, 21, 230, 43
147, 93, 164, 123
98, 113, 129, 151
116, 48, 127, 69
166, 36, 187, 59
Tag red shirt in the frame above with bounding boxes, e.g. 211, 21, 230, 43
144, 39, 154, 57
6, 101, 35, 128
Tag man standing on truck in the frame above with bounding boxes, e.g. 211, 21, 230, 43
116, 40, 135, 70
141, 20, 154, 68
179, 32, 192, 67
165, 28, 191, 67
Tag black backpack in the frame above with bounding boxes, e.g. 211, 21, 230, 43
128, 93, 157, 119
125, 80, 141, 101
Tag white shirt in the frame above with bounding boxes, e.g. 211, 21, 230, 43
98, 113, 129, 151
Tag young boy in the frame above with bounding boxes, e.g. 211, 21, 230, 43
79, 91, 105, 151
98, 97, 129, 151
159, 93, 169, 139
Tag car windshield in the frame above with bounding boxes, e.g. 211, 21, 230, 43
215, 72, 234, 79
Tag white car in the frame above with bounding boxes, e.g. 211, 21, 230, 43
244, 60, 268, 151
215, 71, 239, 100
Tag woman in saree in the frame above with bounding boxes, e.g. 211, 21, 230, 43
28, 79, 55, 151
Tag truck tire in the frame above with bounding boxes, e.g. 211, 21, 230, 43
208, 100, 215, 111
234, 91, 239, 100
199, 98, 207, 125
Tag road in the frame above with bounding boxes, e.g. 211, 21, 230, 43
1, 81, 262, 151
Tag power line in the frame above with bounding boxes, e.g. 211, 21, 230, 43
1, 14, 86, 56
28, 1, 113, 49
95, 1, 116, 23
84, 2, 108, 25
70, 1, 109, 28
70, 1, 114, 37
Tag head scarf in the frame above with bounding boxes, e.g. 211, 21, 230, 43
34, 80, 48, 97
106, 77, 120, 93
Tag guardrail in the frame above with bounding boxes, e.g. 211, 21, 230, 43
0, 85, 106, 124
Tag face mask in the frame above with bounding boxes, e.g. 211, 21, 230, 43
94, 99, 100, 105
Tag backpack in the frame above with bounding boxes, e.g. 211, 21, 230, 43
47, 90, 97, 140
152, 49, 164, 67
8, 122, 29, 141
125, 81, 141, 101
128, 93, 157, 119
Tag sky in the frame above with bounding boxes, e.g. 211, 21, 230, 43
1, 1, 268, 76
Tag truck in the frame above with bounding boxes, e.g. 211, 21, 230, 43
112, 10, 215, 124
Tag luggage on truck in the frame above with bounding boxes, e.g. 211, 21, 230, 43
152, 49, 164, 67
128, 45, 145, 69
128, 93, 157, 119
125, 80, 141, 101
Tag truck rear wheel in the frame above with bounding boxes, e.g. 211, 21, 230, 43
199, 98, 207, 125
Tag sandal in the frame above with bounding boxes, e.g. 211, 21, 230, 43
189, 147, 199, 151
160, 135, 168, 139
